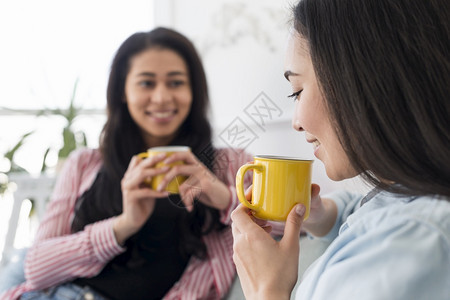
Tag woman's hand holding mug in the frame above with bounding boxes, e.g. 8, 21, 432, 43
156, 148, 231, 212
113, 152, 170, 246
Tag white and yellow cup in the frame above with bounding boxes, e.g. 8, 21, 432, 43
138, 146, 190, 194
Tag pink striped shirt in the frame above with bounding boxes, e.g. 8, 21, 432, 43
1, 148, 253, 300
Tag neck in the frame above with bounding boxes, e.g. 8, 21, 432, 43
143, 133, 176, 148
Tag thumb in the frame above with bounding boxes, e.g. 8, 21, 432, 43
311, 183, 321, 200
281, 204, 306, 247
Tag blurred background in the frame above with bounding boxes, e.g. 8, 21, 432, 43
0, 0, 369, 265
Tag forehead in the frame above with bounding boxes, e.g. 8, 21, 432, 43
284, 32, 311, 75
129, 48, 188, 73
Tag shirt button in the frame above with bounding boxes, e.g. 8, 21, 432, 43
84, 292, 94, 300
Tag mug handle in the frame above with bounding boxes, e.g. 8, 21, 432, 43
236, 163, 264, 211
137, 152, 151, 186
137, 152, 149, 159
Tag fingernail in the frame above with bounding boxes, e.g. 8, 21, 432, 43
295, 204, 306, 217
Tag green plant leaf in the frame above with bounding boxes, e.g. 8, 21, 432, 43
5, 131, 34, 162
66, 78, 80, 125
58, 127, 77, 158
78, 131, 88, 147
0, 183, 8, 194
41, 147, 51, 172
2, 78, 89, 175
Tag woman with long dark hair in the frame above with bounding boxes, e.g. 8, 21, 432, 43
3, 27, 252, 300
232, 0, 450, 299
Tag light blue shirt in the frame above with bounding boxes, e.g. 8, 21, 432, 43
296, 189, 450, 300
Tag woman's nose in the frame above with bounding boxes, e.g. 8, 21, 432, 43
292, 101, 304, 131
151, 84, 171, 103
292, 119, 304, 132
292, 117, 304, 132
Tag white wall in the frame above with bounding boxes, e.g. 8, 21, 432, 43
154, 0, 370, 194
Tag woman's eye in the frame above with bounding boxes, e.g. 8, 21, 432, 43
139, 80, 155, 88
168, 80, 185, 88
287, 89, 303, 101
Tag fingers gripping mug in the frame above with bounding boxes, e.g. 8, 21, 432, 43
138, 146, 190, 194
236, 155, 313, 221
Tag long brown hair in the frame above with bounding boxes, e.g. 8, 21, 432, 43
293, 0, 450, 197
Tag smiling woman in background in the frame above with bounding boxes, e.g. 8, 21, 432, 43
232, 0, 450, 299
2, 27, 252, 300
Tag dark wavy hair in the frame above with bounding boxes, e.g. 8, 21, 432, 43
293, 0, 450, 197
102, 27, 212, 178
97, 27, 223, 258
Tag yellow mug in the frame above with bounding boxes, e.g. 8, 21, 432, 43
138, 146, 190, 194
236, 155, 313, 221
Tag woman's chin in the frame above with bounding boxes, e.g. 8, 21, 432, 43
324, 165, 358, 181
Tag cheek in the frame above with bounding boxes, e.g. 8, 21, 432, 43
124, 87, 141, 104
124, 80, 148, 105
125, 91, 147, 113
181, 96, 193, 108
178, 90, 193, 108
323, 130, 358, 179
126, 98, 145, 113
124, 79, 134, 102
126, 102, 138, 119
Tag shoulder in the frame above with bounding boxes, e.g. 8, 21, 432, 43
212, 148, 253, 180
59, 148, 102, 177
343, 193, 450, 249
313, 195, 450, 299
67, 148, 101, 161
215, 148, 253, 164
356, 194, 450, 231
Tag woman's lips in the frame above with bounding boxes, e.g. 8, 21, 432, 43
148, 110, 177, 122
152, 111, 174, 118
306, 136, 321, 157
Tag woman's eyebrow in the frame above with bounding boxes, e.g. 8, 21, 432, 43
137, 72, 156, 77
136, 71, 188, 77
167, 71, 188, 77
284, 70, 300, 81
